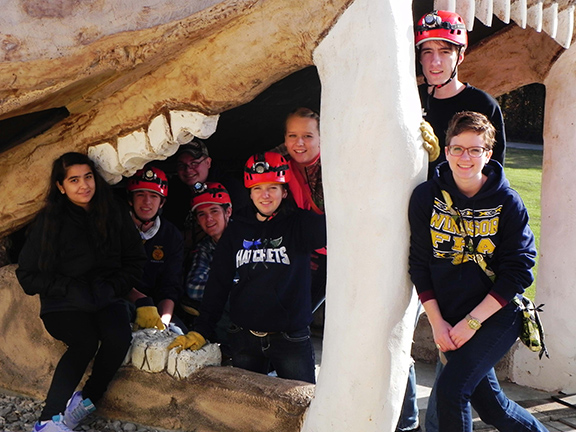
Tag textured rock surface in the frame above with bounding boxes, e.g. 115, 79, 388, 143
0, 391, 174, 432
0, 0, 353, 237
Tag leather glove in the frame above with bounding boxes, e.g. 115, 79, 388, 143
420, 120, 440, 162
167, 331, 206, 353
134, 297, 166, 330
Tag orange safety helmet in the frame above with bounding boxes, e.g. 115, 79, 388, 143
244, 152, 291, 188
190, 182, 231, 212
127, 167, 168, 198
415, 10, 467, 48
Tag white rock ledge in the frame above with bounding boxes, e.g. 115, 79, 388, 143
125, 328, 222, 379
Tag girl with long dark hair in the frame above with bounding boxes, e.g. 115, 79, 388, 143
17, 152, 146, 432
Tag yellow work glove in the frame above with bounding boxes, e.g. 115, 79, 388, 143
167, 331, 206, 353
134, 297, 166, 330
180, 303, 200, 317
420, 120, 440, 162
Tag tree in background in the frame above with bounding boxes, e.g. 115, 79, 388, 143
497, 83, 545, 144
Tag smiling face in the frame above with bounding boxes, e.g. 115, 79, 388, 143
446, 131, 493, 190
250, 182, 287, 219
419, 40, 463, 87
131, 190, 164, 222
176, 152, 212, 187
285, 116, 321, 166
195, 204, 231, 242
57, 164, 96, 209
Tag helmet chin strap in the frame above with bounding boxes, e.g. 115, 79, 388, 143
424, 45, 463, 96
251, 201, 281, 221
130, 205, 163, 230
134, 212, 158, 227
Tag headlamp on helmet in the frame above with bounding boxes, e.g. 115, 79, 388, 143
244, 152, 291, 188
127, 167, 168, 198
415, 10, 467, 48
191, 182, 232, 212
192, 181, 208, 193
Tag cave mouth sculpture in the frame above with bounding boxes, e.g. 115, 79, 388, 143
1, 0, 576, 431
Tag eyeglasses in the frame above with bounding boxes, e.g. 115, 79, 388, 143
447, 145, 490, 158
177, 157, 207, 171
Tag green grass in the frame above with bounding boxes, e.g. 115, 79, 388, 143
503, 147, 543, 300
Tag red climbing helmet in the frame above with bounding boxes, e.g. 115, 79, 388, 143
244, 152, 291, 188
127, 167, 169, 198
191, 182, 232, 211
415, 10, 467, 48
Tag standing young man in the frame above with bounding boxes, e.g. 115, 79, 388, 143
414, 10, 508, 431
416, 10, 506, 178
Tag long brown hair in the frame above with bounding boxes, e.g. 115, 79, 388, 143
38, 152, 118, 271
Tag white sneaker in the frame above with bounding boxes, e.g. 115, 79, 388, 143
62, 391, 95, 429
32, 414, 73, 432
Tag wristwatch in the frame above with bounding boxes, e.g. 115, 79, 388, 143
466, 314, 482, 330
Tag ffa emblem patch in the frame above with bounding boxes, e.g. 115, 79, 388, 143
152, 246, 164, 261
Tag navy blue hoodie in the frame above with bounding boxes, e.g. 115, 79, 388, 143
408, 160, 536, 325
194, 202, 326, 339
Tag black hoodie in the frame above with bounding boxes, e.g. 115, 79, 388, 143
408, 160, 536, 325
194, 202, 326, 339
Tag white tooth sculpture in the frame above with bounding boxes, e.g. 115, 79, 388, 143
88, 142, 124, 184
167, 343, 222, 379
436, 0, 575, 48
117, 130, 154, 177
88, 110, 219, 184
148, 114, 179, 158
125, 328, 222, 378
170, 110, 220, 142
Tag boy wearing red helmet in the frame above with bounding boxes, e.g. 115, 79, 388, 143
126, 166, 186, 333
179, 182, 233, 354
415, 10, 506, 178
413, 11, 508, 432
184, 182, 232, 308
169, 152, 326, 383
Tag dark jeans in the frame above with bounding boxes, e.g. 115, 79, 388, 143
310, 253, 327, 313
437, 303, 547, 432
424, 358, 442, 432
228, 325, 316, 384
40, 302, 132, 420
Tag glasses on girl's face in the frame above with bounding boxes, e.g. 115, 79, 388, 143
447, 145, 489, 158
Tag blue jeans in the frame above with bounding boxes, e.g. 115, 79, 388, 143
396, 362, 420, 431
425, 359, 442, 432
228, 325, 316, 384
436, 303, 547, 432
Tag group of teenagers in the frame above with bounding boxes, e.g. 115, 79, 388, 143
17, 9, 548, 432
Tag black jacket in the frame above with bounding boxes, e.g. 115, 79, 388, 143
194, 202, 326, 339
419, 83, 506, 177
17, 199, 146, 315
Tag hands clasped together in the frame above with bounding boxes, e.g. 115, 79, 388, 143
433, 318, 477, 352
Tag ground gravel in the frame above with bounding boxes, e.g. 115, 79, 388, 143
0, 391, 174, 432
